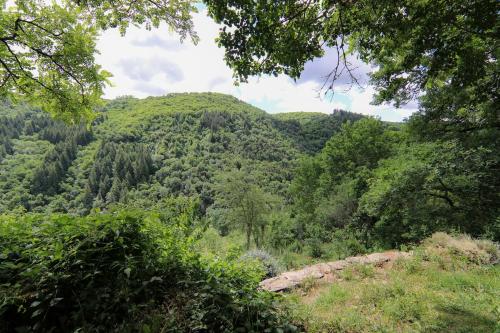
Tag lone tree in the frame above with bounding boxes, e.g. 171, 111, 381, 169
0, 0, 197, 121
215, 170, 274, 249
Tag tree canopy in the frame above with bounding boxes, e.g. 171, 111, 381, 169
3, 0, 497, 133
205, 0, 499, 135
0, 0, 197, 121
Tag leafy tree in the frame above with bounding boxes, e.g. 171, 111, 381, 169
290, 118, 400, 240
215, 170, 275, 249
205, 0, 498, 136
0, 0, 198, 120
273, 110, 365, 153
360, 141, 500, 245
314, 177, 359, 231
319, 118, 398, 186
243, 1, 496, 245
289, 156, 322, 239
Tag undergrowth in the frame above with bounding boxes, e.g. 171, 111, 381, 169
0, 210, 297, 332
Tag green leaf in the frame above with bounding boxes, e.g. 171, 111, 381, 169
31, 308, 44, 318
30, 301, 41, 308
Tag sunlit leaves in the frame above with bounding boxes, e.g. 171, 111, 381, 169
205, 0, 499, 135
0, 0, 197, 121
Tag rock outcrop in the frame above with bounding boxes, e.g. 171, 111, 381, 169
260, 251, 411, 292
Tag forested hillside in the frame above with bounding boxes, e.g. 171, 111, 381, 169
0, 93, 362, 215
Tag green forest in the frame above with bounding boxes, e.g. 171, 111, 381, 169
1, 0, 499, 332
0, 93, 363, 214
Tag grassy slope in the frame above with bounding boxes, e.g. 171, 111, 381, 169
286, 233, 500, 333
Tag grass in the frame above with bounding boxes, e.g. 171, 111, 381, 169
197, 230, 500, 332
285, 233, 500, 333
196, 228, 351, 271
195, 227, 247, 260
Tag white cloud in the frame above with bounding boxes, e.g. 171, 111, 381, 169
118, 57, 184, 82
347, 87, 416, 121
298, 47, 372, 87
131, 34, 186, 50
132, 82, 167, 96
96, 9, 417, 121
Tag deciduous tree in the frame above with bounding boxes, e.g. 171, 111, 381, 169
0, 0, 198, 120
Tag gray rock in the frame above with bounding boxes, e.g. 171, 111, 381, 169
259, 251, 410, 292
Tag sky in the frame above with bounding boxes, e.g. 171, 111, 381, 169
96, 8, 418, 122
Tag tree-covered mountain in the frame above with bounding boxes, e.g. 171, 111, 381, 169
273, 110, 364, 153
0, 93, 363, 215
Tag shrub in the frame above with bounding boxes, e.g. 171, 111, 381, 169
382, 292, 428, 323
0, 210, 296, 332
197, 227, 225, 254
323, 229, 368, 260
339, 266, 355, 281
266, 212, 296, 251
240, 249, 282, 278
306, 238, 323, 258
356, 264, 375, 279
277, 250, 311, 270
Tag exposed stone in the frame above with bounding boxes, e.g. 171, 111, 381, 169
259, 251, 411, 292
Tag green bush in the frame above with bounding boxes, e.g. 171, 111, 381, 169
266, 212, 297, 251
322, 229, 368, 260
240, 249, 282, 278
306, 238, 323, 258
0, 210, 297, 332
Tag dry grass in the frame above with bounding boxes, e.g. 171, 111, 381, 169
423, 232, 499, 265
